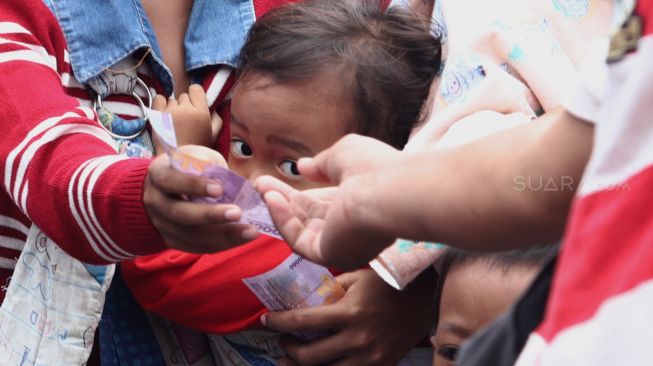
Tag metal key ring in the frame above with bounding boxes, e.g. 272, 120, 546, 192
93, 77, 153, 140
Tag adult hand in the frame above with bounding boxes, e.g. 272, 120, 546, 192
144, 152, 258, 253
261, 268, 437, 366
255, 135, 401, 270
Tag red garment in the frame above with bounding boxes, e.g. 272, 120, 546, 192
516, 1, 653, 363
122, 237, 296, 334
254, 0, 302, 17
0, 0, 164, 304
0, 0, 235, 303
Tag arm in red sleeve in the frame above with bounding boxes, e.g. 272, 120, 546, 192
0, 0, 166, 264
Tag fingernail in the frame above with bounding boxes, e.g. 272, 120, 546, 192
224, 208, 241, 221
260, 313, 267, 327
206, 184, 222, 197
241, 228, 259, 241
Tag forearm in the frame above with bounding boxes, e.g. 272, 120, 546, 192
353, 110, 593, 251
0, 14, 165, 262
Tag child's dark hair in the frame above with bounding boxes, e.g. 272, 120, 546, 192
438, 245, 557, 278
434, 245, 558, 314
237, 0, 442, 149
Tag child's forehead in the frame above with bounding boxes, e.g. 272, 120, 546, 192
234, 71, 356, 124
237, 68, 352, 99
231, 72, 356, 154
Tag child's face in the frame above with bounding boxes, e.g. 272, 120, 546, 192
431, 261, 537, 366
229, 72, 353, 190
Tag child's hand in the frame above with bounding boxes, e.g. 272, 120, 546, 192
152, 85, 214, 154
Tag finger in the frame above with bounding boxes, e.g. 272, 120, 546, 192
189, 84, 209, 109
297, 157, 330, 183
293, 219, 325, 262
334, 271, 360, 290
210, 112, 223, 141
279, 334, 355, 366
302, 186, 337, 202
153, 94, 167, 111
264, 191, 301, 232
291, 190, 329, 219
301, 134, 365, 184
177, 92, 190, 106
277, 358, 299, 366
261, 304, 346, 333
157, 196, 243, 226
330, 356, 377, 366
264, 191, 310, 249
265, 191, 327, 264
148, 156, 223, 198
158, 218, 257, 253
255, 175, 296, 198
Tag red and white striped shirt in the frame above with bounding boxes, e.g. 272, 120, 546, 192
517, 1, 653, 364
0, 0, 235, 303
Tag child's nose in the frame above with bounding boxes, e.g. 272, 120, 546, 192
245, 166, 271, 181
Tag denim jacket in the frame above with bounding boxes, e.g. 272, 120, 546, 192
42, 0, 255, 96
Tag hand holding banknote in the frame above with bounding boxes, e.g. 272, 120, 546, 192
261, 269, 437, 366
144, 149, 258, 253
145, 110, 263, 253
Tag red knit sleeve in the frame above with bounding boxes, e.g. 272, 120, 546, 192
122, 237, 294, 334
0, 0, 166, 264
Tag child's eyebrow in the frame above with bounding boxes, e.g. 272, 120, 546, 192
267, 135, 313, 156
231, 115, 248, 132
442, 322, 471, 338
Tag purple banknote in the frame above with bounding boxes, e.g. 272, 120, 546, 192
148, 109, 281, 239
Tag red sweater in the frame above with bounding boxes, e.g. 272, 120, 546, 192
0, 0, 166, 303
0, 0, 295, 304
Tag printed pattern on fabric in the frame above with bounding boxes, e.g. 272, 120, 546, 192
377, 0, 613, 286
0, 226, 115, 365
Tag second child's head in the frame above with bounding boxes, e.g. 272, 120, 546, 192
229, 0, 441, 189
431, 246, 555, 366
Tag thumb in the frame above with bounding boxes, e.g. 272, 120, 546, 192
297, 157, 331, 183
299, 134, 362, 184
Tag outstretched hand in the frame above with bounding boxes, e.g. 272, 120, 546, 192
255, 135, 400, 271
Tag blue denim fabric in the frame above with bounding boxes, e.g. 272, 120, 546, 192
42, 0, 255, 95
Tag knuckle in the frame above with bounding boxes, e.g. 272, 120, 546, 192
168, 204, 186, 222
369, 349, 386, 365
347, 304, 364, 319
352, 330, 374, 349
148, 160, 168, 184
143, 189, 156, 207
292, 349, 313, 364
288, 312, 306, 327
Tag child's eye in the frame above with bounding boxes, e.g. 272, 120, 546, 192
278, 159, 301, 179
437, 345, 459, 362
231, 138, 253, 158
